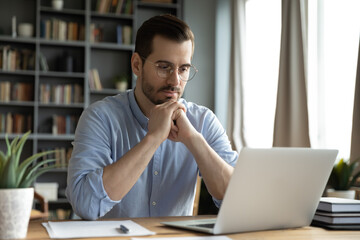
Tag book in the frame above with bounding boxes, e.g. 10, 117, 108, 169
116, 25, 122, 44
122, 25, 132, 45
317, 197, 360, 213
311, 220, 360, 230
89, 69, 102, 90
313, 211, 360, 224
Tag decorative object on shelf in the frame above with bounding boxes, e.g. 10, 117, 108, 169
0, 131, 56, 239
12, 16, 16, 38
52, 0, 64, 10
113, 74, 129, 91
327, 157, 360, 199
18, 23, 33, 38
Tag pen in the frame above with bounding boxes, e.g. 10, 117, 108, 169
119, 224, 130, 234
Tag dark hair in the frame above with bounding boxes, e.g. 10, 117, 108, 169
135, 14, 194, 60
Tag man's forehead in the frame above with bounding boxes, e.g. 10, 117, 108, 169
150, 35, 193, 61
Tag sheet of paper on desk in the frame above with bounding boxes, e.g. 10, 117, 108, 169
132, 237, 231, 240
42, 220, 155, 239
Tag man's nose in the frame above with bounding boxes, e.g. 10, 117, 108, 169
166, 69, 181, 85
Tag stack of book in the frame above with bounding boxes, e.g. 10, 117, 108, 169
88, 69, 102, 90
312, 197, 360, 230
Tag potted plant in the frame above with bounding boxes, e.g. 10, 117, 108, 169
113, 74, 129, 92
327, 157, 360, 199
0, 131, 55, 239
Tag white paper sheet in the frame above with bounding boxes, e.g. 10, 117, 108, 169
42, 220, 155, 239
132, 237, 231, 240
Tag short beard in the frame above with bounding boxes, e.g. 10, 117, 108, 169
141, 73, 182, 105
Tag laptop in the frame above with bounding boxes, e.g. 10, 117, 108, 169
162, 147, 338, 234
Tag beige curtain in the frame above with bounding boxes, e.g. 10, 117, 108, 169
227, 0, 247, 151
350, 38, 360, 171
273, 0, 311, 147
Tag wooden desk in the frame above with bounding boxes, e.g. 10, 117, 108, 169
27, 215, 360, 240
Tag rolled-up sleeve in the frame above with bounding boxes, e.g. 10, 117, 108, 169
65, 104, 120, 220
188, 104, 239, 208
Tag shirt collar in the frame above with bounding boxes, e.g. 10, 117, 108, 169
128, 89, 149, 130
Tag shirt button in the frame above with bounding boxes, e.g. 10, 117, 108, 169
152, 201, 157, 206
154, 171, 158, 176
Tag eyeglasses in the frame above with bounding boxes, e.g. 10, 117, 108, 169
142, 57, 198, 82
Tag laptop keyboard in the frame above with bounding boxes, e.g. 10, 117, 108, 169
189, 223, 215, 229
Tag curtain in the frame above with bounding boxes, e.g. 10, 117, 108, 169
227, 0, 247, 151
273, 0, 311, 147
350, 38, 360, 171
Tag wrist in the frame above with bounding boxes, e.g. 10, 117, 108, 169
183, 131, 203, 150
144, 132, 163, 148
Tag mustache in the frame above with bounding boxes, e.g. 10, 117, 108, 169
158, 86, 181, 92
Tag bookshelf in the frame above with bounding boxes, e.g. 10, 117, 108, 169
0, 0, 182, 219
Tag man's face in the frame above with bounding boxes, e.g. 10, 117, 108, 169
139, 35, 193, 105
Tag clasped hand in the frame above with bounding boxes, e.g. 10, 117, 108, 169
147, 101, 197, 144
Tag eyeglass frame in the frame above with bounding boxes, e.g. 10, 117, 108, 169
140, 56, 198, 82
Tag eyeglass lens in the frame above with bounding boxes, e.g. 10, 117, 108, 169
156, 64, 196, 81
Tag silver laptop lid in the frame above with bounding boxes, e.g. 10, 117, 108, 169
213, 147, 338, 234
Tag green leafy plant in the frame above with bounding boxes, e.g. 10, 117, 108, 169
112, 74, 128, 84
0, 131, 56, 188
328, 158, 360, 190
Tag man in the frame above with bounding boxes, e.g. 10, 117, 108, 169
66, 14, 238, 220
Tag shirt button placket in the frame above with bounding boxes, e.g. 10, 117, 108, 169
150, 147, 161, 214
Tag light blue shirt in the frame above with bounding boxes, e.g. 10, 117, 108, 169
66, 90, 238, 220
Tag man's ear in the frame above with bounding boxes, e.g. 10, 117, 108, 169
131, 52, 142, 78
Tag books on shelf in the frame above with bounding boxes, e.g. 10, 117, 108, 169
312, 197, 360, 230
116, 25, 132, 45
88, 69, 103, 90
95, 0, 133, 15
40, 83, 83, 104
0, 81, 33, 102
40, 147, 73, 169
40, 19, 85, 41
90, 23, 104, 43
0, 45, 35, 71
0, 113, 32, 134
52, 114, 78, 135
91, 23, 132, 45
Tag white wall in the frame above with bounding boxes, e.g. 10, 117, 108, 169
183, 0, 216, 111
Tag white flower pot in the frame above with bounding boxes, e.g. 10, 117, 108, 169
0, 188, 34, 239
326, 189, 356, 199
115, 81, 128, 91
52, 0, 64, 10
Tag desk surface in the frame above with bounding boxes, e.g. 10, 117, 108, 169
27, 215, 360, 240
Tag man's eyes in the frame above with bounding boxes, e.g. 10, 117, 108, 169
157, 64, 172, 70
179, 66, 190, 73
156, 63, 190, 72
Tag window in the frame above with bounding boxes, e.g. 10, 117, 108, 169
243, 0, 281, 147
308, 0, 360, 158
243, 0, 360, 158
